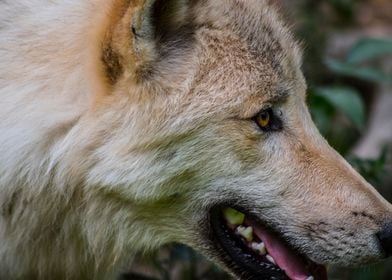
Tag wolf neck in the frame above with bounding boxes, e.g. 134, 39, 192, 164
0, 1, 166, 278
0, 146, 171, 279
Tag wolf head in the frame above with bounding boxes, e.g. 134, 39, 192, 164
36, 0, 392, 279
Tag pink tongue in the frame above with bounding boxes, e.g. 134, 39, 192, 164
252, 225, 327, 280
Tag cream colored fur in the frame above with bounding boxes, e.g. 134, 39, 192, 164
1, 0, 392, 279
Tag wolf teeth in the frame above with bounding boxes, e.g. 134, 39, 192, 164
306, 277, 314, 280
235, 226, 253, 242
223, 208, 245, 226
251, 242, 266, 255
266, 254, 276, 265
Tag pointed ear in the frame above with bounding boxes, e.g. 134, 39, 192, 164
130, 0, 193, 71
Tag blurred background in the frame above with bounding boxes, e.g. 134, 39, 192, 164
127, 0, 392, 279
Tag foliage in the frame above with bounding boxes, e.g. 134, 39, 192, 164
349, 148, 388, 187
311, 86, 365, 132
347, 38, 392, 65
309, 36, 392, 155
326, 38, 392, 85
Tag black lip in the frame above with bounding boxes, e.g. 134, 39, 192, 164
210, 207, 289, 280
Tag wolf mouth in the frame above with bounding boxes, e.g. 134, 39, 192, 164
210, 207, 328, 280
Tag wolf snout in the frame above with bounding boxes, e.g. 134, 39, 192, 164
377, 221, 392, 257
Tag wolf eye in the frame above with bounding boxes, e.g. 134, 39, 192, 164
256, 111, 270, 128
254, 108, 283, 132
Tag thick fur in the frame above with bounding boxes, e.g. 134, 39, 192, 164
1, 0, 392, 279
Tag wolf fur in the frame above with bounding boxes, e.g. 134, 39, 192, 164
1, 0, 392, 279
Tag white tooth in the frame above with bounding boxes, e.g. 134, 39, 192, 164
259, 242, 266, 255
250, 242, 259, 250
250, 242, 259, 251
306, 277, 314, 280
251, 242, 266, 255
235, 226, 245, 235
236, 226, 253, 242
266, 254, 276, 265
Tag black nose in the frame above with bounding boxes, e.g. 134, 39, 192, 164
377, 222, 392, 257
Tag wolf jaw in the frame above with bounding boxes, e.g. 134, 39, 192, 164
210, 207, 327, 280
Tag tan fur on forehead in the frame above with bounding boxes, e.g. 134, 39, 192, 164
104, 2, 297, 117
192, 28, 280, 118
192, 0, 302, 68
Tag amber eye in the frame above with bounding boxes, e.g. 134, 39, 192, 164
254, 108, 283, 132
256, 110, 271, 128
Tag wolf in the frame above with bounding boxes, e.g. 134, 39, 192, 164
0, 0, 391, 279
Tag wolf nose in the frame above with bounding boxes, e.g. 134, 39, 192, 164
377, 222, 392, 257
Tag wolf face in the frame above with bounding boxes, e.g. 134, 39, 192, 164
0, 0, 391, 279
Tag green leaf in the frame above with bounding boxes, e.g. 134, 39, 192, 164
309, 93, 335, 136
327, 0, 355, 19
327, 59, 392, 84
348, 147, 388, 185
310, 106, 331, 136
347, 38, 392, 64
314, 87, 365, 131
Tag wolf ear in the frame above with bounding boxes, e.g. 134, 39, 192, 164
131, 0, 192, 66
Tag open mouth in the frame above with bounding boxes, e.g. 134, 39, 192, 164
210, 207, 328, 280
